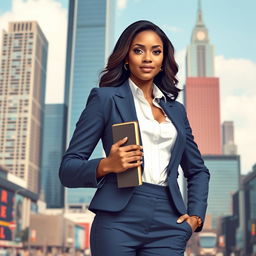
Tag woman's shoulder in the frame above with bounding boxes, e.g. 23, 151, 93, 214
90, 86, 120, 95
87, 86, 122, 106
88, 86, 116, 99
89, 81, 129, 99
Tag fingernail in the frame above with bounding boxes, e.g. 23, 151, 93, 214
177, 219, 182, 223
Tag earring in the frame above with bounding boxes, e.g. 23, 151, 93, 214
124, 63, 129, 71
160, 66, 163, 71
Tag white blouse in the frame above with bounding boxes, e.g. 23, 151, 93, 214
129, 79, 177, 186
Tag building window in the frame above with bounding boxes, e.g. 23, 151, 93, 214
197, 45, 206, 77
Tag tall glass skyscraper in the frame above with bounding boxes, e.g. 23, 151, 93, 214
64, 0, 116, 209
41, 104, 65, 208
204, 155, 240, 229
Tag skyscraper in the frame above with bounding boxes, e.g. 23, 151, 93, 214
185, 77, 221, 154
185, 0, 221, 155
0, 21, 48, 193
41, 104, 65, 208
64, 0, 116, 209
186, 0, 214, 77
184, 1, 240, 230
242, 164, 256, 255
222, 121, 237, 155
204, 155, 240, 228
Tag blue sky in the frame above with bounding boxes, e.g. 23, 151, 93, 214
115, 0, 256, 62
0, 1, 12, 13
1, 0, 255, 61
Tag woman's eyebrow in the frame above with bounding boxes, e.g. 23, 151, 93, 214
132, 44, 162, 48
152, 45, 162, 49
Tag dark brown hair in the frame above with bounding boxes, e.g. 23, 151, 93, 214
99, 20, 180, 100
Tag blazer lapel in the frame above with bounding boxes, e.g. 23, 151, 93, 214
158, 99, 185, 174
113, 80, 138, 123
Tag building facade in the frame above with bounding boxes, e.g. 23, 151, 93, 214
243, 164, 256, 255
186, 0, 215, 77
222, 121, 237, 155
64, 0, 115, 208
41, 104, 66, 208
0, 21, 48, 193
184, 0, 221, 155
0, 166, 38, 247
204, 155, 240, 229
222, 164, 256, 255
185, 77, 221, 155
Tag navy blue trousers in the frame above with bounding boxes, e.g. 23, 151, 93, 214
90, 182, 192, 256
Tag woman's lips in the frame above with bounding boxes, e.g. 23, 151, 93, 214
140, 66, 155, 72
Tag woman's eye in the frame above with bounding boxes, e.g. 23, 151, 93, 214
133, 48, 143, 54
153, 50, 162, 55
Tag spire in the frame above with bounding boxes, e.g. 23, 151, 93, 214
197, 0, 203, 25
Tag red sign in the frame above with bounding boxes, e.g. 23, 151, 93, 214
0, 188, 15, 240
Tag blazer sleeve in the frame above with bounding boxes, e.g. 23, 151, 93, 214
59, 88, 105, 188
179, 104, 210, 232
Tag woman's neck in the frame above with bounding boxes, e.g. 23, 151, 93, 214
129, 77, 154, 100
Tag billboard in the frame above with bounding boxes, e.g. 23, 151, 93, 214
0, 188, 14, 241
14, 194, 24, 241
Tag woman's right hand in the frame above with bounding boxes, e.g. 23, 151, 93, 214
96, 137, 143, 178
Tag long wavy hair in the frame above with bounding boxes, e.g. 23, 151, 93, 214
99, 20, 180, 100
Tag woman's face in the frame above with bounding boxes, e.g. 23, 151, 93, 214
126, 30, 164, 85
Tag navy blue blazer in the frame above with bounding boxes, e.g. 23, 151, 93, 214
59, 80, 210, 232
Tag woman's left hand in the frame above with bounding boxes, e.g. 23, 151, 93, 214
177, 214, 198, 232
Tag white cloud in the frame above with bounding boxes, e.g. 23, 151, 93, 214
216, 56, 256, 173
117, 0, 128, 10
215, 56, 256, 98
175, 48, 186, 85
221, 95, 256, 173
175, 48, 186, 103
0, 0, 67, 103
162, 24, 181, 33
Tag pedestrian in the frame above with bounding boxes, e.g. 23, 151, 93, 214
59, 20, 210, 256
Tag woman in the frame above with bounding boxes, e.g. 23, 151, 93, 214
59, 20, 210, 256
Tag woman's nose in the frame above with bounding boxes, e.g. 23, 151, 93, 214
143, 52, 152, 62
